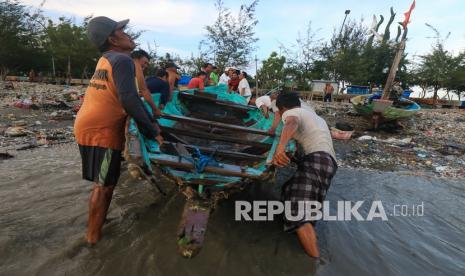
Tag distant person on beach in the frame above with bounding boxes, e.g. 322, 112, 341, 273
255, 93, 279, 119
146, 69, 170, 109
323, 82, 334, 102
165, 62, 180, 99
238, 71, 252, 103
201, 63, 214, 86
187, 71, 207, 92
227, 71, 240, 93
210, 65, 219, 86
218, 67, 230, 85
74, 16, 162, 245
272, 92, 337, 259
131, 49, 160, 115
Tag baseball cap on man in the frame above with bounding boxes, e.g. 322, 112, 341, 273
87, 16, 130, 48
165, 62, 180, 69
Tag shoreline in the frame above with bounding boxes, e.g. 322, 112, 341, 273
1, 82, 464, 179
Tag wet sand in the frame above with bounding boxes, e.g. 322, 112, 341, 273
1, 144, 464, 275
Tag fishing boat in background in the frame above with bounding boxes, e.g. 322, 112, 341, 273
124, 84, 285, 258
351, 94, 421, 121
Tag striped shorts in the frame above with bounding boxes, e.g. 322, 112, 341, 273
282, 151, 338, 232
78, 145, 122, 186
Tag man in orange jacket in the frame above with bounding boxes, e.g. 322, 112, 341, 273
74, 16, 162, 244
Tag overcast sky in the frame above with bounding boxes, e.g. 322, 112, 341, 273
22, 0, 465, 66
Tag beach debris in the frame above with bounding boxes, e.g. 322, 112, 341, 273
12, 120, 27, 127
3, 82, 14, 90
0, 152, 14, 159
14, 99, 33, 109
358, 135, 376, 141
5, 127, 28, 137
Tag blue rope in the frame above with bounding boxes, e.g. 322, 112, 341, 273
190, 147, 219, 173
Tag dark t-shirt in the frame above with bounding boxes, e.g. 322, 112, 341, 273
146, 77, 170, 105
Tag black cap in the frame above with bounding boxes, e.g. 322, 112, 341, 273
87, 16, 129, 48
165, 62, 180, 69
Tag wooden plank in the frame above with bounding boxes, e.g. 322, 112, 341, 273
177, 199, 211, 258
160, 126, 271, 149
149, 154, 261, 179
160, 113, 274, 137
179, 92, 257, 111
163, 142, 264, 162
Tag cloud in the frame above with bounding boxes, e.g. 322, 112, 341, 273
22, 0, 216, 35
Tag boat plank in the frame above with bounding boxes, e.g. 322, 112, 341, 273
179, 92, 257, 111
163, 142, 264, 162
160, 113, 274, 137
160, 126, 271, 149
149, 153, 260, 179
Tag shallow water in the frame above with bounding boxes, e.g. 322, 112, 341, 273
0, 144, 464, 275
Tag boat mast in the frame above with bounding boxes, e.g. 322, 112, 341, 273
381, 27, 408, 100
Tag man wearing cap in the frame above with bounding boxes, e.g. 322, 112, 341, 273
165, 62, 180, 100
131, 49, 160, 116
201, 63, 214, 86
219, 67, 230, 85
74, 16, 162, 244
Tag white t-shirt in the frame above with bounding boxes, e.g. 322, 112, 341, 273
238, 78, 252, 97
282, 107, 336, 160
255, 95, 279, 112
219, 73, 230, 85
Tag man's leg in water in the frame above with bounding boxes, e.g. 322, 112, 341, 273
296, 222, 320, 258
87, 184, 115, 244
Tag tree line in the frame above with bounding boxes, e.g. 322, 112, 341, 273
1, 0, 464, 100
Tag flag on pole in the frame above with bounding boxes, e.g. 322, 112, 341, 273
402, 0, 416, 29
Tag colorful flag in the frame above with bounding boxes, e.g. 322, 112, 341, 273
402, 0, 416, 29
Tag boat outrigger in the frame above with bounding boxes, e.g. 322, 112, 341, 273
350, 23, 421, 128
351, 94, 421, 126
124, 84, 284, 258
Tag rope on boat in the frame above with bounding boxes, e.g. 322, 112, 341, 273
190, 147, 220, 173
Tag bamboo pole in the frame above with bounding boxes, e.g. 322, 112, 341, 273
382, 31, 407, 99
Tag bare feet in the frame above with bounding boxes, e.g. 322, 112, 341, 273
86, 184, 114, 244
296, 223, 320, 258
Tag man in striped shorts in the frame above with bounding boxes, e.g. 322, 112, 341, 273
272, 92, 338, 258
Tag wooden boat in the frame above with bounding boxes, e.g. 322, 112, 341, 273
124, 85, 283, 258
351, 94, 421, 121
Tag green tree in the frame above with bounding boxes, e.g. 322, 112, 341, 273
42, 17, 100, 81
319, 19, 368, 87
0, 0, 45, 79
413, 24, 455, 105
257, 51, 286, 89
280, 22, 321, 90
445, 53, 465, 100
203, 0, 259, 71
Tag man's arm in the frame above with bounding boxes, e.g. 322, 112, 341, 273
112, 55, 158, 139
199, 80, 205, 92
159, 82, 170, 109
167, 73, 176, 100
135, 63, 161, 116
260, 106, 269, 119
272, 116, 298, 167
268, 111, 281, 134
